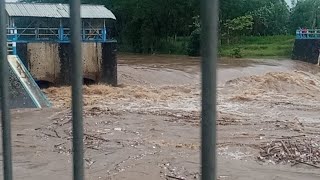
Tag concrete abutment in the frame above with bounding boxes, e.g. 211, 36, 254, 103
16, 42, 117, 86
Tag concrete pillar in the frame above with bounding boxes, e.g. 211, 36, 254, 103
101, 42, 117, 86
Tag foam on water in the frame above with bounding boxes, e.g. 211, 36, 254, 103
224, 71, 320, 101
44, 84, 201, 113
44, 65, 320, 121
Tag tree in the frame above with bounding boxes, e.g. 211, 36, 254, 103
223, 15, 254, 44
187, 16, 200, 56
250, 1, 290, 35
290, 0, 320, 33
20, 0, 301, 55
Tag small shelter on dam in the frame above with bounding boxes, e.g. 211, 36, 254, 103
5, 2, 118, 86
5, 3, 116, 43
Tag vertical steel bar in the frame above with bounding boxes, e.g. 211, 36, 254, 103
69, 1, 84, 180
0, 1, 13, 180
200, 0, 219, 179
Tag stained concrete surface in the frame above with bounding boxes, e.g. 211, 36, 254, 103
27, 42, 60, 83
3, 62, 36, 108
16, 42, 117, 85
292, 39, 320, 64
0, 55, 50, 109
1, 54, 320, 179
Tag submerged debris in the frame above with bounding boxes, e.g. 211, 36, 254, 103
258, 137, 320, 168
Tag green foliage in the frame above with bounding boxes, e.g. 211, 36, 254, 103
219, 35, 294, 57
224, 15, 254, 34
222, 15, 254, 43
113, 0, 198, 53
289, 0, 320, 32
231, 48, 242, 58
250, 1, 290, 35
158, 37, 189, 55
187, 29, 200, 56
19, 0, 316, 57
22, 0, 198, 54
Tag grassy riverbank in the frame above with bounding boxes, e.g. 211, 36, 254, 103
118, 35, 295, 58
219, 35, 295, 58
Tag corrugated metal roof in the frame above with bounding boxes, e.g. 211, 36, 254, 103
5, 3, 116, 19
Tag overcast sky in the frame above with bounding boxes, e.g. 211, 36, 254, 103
285, 0, 297, 7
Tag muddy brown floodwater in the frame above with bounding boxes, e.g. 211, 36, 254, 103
2, 53, 320, 179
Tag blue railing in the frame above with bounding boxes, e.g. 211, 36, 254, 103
296, 29, 320, 39
7, 27, 111, 55
6, 27, 109, 42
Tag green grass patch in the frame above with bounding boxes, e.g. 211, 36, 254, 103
156, 37, 189, 55
117, 37, 189, 55
219, 35, 295, 58
118, 35, 295, 58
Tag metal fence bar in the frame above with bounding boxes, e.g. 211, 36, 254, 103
0, 0, 13, 180
70, 1, 85, 180
201, 0, 219, 179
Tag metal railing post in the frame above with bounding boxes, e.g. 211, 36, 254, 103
12, 27, 17, 55
102, 27, 107, 42
59, 19, 64, 41
70, 1, 85, 180
59, 27, 64, 41
201, 0, 219, 179
0, 0, 13, 179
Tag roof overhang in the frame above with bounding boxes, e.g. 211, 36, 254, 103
5, 2, 116, 20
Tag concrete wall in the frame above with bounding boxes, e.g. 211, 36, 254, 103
27, 43, 60, 83
16, 42, 117, 86
1, 64, 36, 109
292, 39, 320, 64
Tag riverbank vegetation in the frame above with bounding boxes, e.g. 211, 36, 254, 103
23, 0, 318, 57
219, 35, 295, 58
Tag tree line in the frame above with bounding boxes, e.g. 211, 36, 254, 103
21, 0, 320, 55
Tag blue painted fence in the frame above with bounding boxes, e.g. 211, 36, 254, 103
296, 29, 320, 39
7, 27, 109, 43
6, 27, 110, 55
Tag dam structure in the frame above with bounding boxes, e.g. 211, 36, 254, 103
5, 2, 118, 87
292, 29, 320, 64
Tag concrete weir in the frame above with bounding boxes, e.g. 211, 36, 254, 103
291, 39, 320, 64
0, 55, 51, 109
16, 41, 117, 86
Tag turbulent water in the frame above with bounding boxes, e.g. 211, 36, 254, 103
38, 54, 320, 179
44, 55, 320, 117
5, 53, 320, 180
44, 84, 201, 113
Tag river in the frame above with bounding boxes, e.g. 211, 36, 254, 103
6, 54, 320, 180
